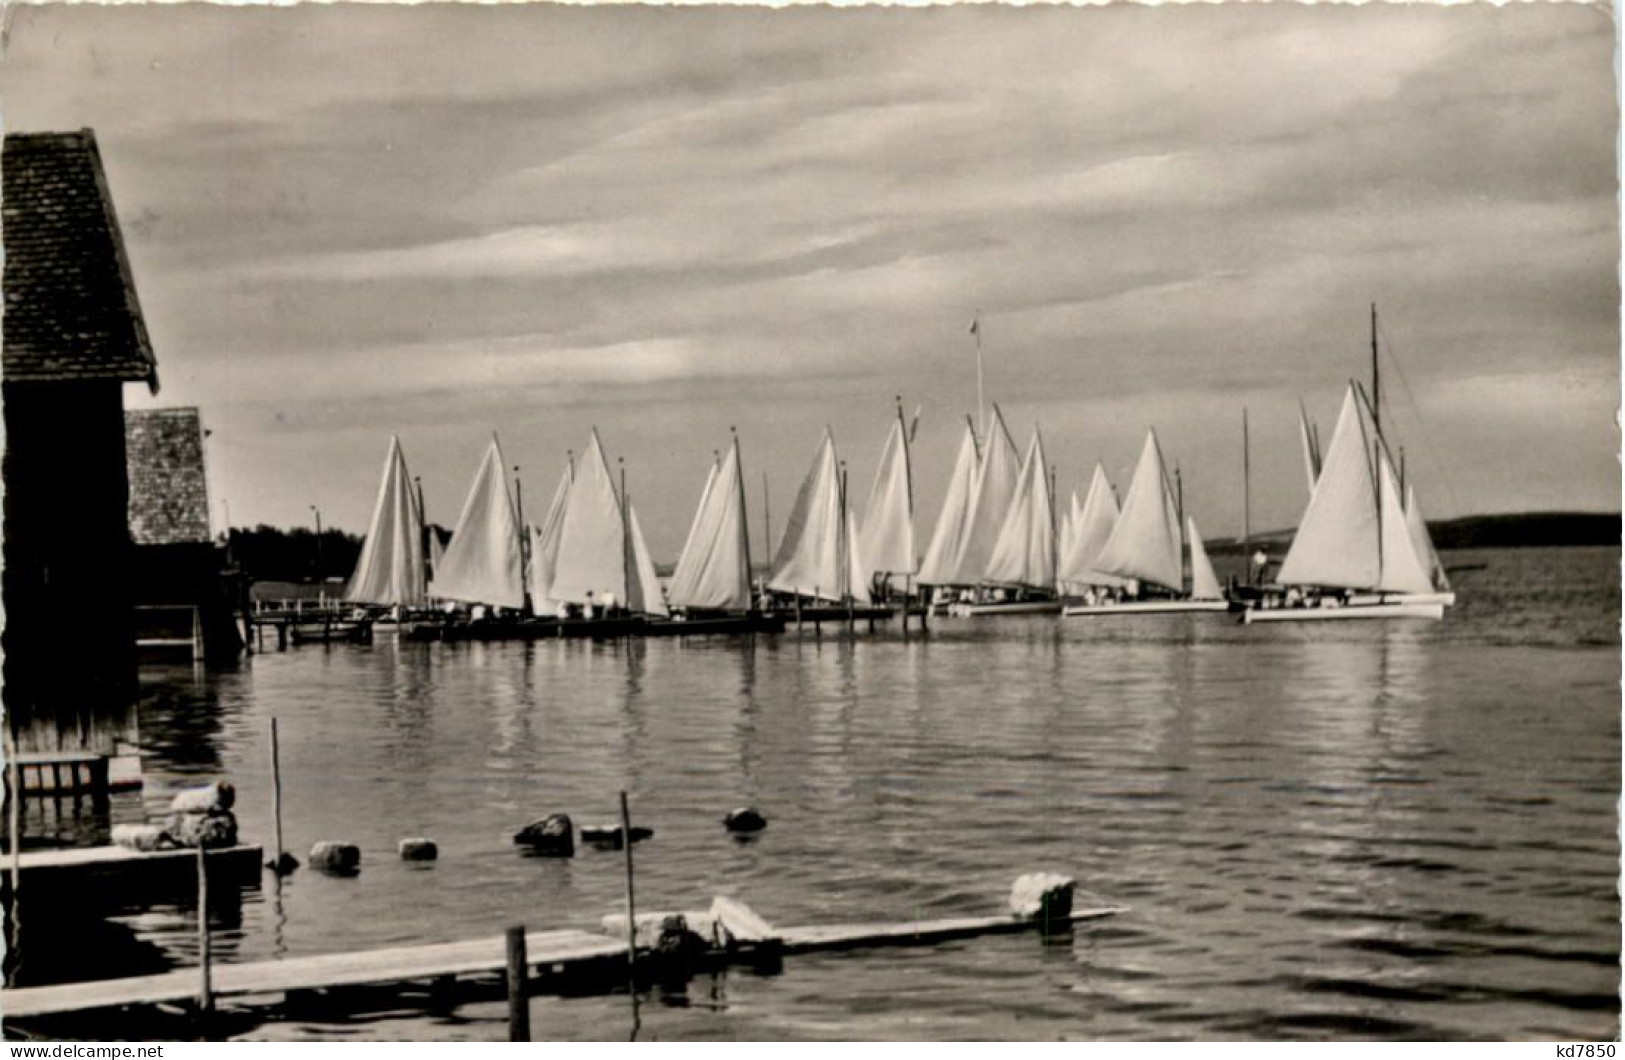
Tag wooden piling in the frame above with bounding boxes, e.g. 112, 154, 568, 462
196, 845, 213, 1015
505, 925, 529, 1042
618, 791, 637, 974
268, 717, 286, 872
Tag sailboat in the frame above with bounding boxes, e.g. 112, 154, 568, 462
1241, 384, 1452, 623
857, 403, 916, 603
1243, 306, 1454, 623
767, 429, 872, 610
916, 416, 980, 605
549, 428, 668, 620
344, 435, 428, 610
1062, 430, 1230, 616
1057, 463, 1130, 598
525, 457, 573, 616
431, 435, 526, 611
918, 404, 1021, 611
951, 426, 1064, 616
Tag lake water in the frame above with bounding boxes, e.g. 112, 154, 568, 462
25, 546, 1622, 1040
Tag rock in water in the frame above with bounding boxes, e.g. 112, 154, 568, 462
579, 824, 653, 850
170, 782, 236, 814
310, 841, 362, 875
723, 808, 767, 834
111, 823, 169, 852
165, 810, 238, 849
513, 813, 574, 857
398, 837, 438, 861
1009, 873, 1075, 926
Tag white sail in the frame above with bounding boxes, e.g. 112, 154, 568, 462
1298, 401, 1322, 497
1186, 516, 1224, 600
846, 509, 873, 606
1405, 483, 1449, 591
1057, 489, 1079, 573
983, 428, 1056, 591
1059, 463, 1128, 589
550, 429, 629, 606
859, 410, 915, 576
769, 430, 862, 603
432, 436, 525, 609
427, 527, 446, 587
1377, 449, 1435, 594
626, 502, 670, 617
668, 438, 753, 611
1093, 431, 1183, 592
669, 458, 719, 596
1275, 386, 1381, 590
917, 420, 980, 586
526, 462, 572, 614
344, 436, 427, 607
947, 404, 1019, 584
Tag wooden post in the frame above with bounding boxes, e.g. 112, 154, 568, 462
506, 925, 530, 1042
618, 790, 637, 975
269, 717, 286, 872
7, 727, 21, 907
197, 845, 213, 1015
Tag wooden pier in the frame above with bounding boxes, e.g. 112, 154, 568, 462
1, 843, 263, 899
0, 904, 1125, 1022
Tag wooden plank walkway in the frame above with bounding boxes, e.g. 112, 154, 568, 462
2, 845, 264, 899
1, 929, 624, 1018
778, 906, 1126, 953
0, 905, 1126, 1021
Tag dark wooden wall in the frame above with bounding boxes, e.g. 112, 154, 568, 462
3, 379, 140, 754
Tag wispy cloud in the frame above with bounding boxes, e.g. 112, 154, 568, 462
5, 3, 1615, 553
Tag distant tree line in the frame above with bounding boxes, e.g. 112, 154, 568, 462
224, 524, 363, 584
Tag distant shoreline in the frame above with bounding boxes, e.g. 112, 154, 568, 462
1208, 511, 1621, 556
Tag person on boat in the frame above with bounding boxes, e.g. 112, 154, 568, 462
585, 591, 597, 619
1285, 587, 1303, 609
602, 591, 618, 616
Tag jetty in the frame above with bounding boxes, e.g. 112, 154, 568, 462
0, 901, 1125, 1022
2, 844, 262, 902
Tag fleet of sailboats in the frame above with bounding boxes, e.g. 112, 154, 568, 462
1061, 430, 1229, 616
339, 308, 1455, 634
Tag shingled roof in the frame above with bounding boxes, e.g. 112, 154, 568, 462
126, 407, 212, 546
3, 129, 157, 389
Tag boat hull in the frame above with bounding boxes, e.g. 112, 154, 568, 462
1062, 600, 1231, 617
947, 600, 1064, 617
1242, 600, 1445, 623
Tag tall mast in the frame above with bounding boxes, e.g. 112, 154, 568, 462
971, 310, 986, 442
762, 469, 772, 574
618, 456, 629, 613
1175, 461, 1187, 596
1048, 457, 1058, 596
514, 463, 530, 614
1241, 407, 1251, 566
837, 459, 849, 604
1370, 302, 1381, 438
733, 427, 753, 610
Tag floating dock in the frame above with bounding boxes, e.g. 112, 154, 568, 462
0, 904, 1125, 1022
1, 844, 263, 899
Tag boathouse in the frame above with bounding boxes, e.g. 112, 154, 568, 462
3, 129, 158, 756
126, 407, 245, 660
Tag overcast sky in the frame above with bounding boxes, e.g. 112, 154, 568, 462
5, 3, 1617, 560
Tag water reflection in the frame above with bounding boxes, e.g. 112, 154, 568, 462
39, 548, 1615, 1040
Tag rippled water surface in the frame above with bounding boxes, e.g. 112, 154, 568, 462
32, 547, 1623, 1040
